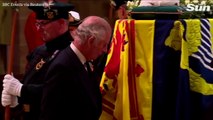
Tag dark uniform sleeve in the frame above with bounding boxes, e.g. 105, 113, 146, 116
19, 45, 51, 103
19, 84, 43, 103
17, 45, 51, 120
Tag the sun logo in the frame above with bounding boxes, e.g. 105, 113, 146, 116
186, 3, 211, 11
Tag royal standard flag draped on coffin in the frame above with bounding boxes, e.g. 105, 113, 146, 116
177, 19, 213, 120
100, 19, 155, 120
100, 18, 213, 120
101, 19, 183, 120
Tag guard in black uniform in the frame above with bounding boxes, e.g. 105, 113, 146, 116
1, 1, 74, 120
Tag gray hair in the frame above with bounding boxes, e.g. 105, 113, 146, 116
74, 16, 111, 46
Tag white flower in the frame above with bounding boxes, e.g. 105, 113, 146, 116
193, 0, 199, 4
135, 1, 139, 6
185, 0, 190, 4
127, 1, 131, 7
126, 0, 139, 10
200, 1, 206, 5
130, 2, 135, 6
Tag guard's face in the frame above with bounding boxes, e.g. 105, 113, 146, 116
35, 19, 68, 42
116, 6, 128, 19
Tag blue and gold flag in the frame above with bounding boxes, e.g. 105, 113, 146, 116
152, 20, 182, 120
178, 19, 213, 120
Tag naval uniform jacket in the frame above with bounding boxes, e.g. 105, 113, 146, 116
40, 46, 102, 120
18, 31, 72, 120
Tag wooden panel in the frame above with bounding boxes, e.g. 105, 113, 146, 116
69, 0, 110, 19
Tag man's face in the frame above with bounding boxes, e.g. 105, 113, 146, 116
35, 18, 68, 42
87, 33, 111, 60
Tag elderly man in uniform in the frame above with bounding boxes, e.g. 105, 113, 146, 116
25, 10, 81, 54
1, 1, 74, 120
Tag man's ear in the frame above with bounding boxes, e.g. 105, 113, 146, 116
87, 35, 96, 47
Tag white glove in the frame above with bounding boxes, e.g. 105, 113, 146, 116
3, 74, 23, 97
1, 89, 18, 108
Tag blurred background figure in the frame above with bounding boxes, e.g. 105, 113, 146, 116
24, 12, 44, 54
68, 11, 82, 31
108, 0, 133, 27
111, 0, 131, 19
